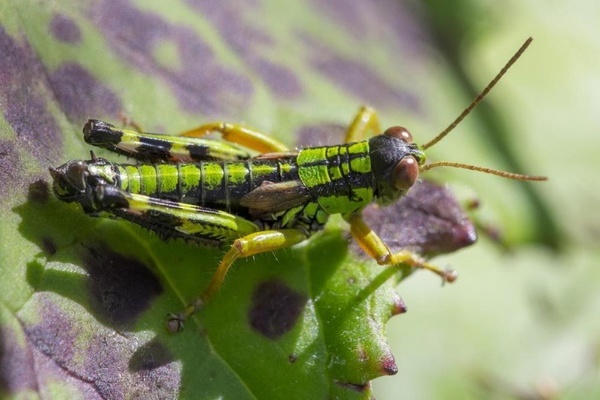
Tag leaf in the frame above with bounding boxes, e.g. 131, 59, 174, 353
0, 1, 541, 399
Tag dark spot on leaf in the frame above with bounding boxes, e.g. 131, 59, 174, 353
92, 0, 253, 115
0, 325, 37, 394
27, 179, 50, 203
308, 0, 423, 48
48, 63, 122, 125
295, 123, 346, 148
252, 58, 303, 100
41, 237, 57, 256
49, 13, 82, 44
302, 35, 420, 112
0, 27, 62, 166
248, 279, 307, 340
81, 244, 162, 329
186, 0, 304, 100
351, 180, 476, 258
129, 338, 175, 372
380, 355, 398, 376
335, 381, 369, 392
288, 354, 297, 363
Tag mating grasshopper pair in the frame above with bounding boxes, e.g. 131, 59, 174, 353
50, 38, 544, 332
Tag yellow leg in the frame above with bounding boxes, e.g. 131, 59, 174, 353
180, 122, 289, 153
167, 229, 307, 332
345, 212, 458, 282
344, 106, 381, 143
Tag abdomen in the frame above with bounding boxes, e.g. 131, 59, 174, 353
111, 157, 300, 213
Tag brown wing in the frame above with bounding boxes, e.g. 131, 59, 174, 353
240, 180, 311, 213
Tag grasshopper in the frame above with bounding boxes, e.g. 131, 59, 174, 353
50, 38, 544, 332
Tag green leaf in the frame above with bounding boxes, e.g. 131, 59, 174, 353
0, 1, 562, 399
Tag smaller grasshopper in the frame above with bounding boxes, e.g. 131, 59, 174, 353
50, 38, 545, 332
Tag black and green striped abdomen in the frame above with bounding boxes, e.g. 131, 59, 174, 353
297, 141, 374, 214
105, 157, 300, 213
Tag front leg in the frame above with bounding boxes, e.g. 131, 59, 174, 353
345, 212, 458, 283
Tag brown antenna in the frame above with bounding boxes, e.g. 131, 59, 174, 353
418, 37, 546, 182
422, 37, 533, 150
420, 161, 547, 181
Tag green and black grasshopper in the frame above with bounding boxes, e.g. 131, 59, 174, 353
50, 38, 545, 332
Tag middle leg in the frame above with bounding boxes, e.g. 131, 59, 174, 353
344, 106, 381, 143
167, 228, 308, 332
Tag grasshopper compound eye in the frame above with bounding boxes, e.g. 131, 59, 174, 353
393, 155, 419, 190
384, 126, 413, 144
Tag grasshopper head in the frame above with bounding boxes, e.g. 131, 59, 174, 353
49, 160, 90, 201
369, 126, 426, 205
49, 157, 113, 212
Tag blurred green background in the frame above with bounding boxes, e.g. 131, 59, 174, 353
376, 0, 600, 398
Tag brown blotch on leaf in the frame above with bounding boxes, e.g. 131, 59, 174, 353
25, 299, 78, 373
302, 35, 420, 112
49, 13, 82, 44
0, 27, 62, 167
0, 326, 38, 394
309, 0, 422, 47
186, 0, 304, 100
81, 245, 162, 329
248, 279, 307, 340
48, 63, 122, 125
92, 0, 253, 115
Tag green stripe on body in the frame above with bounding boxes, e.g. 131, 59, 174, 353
124, 165, 141, 193
202, 163, 225, 190
179, 164, 201, 193
226, 162, 250, 185
138, 164, 157, 195
297, 141, 373, 214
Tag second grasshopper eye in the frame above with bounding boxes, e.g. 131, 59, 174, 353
393, 156, 419, 190
384, 126, 413, 143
